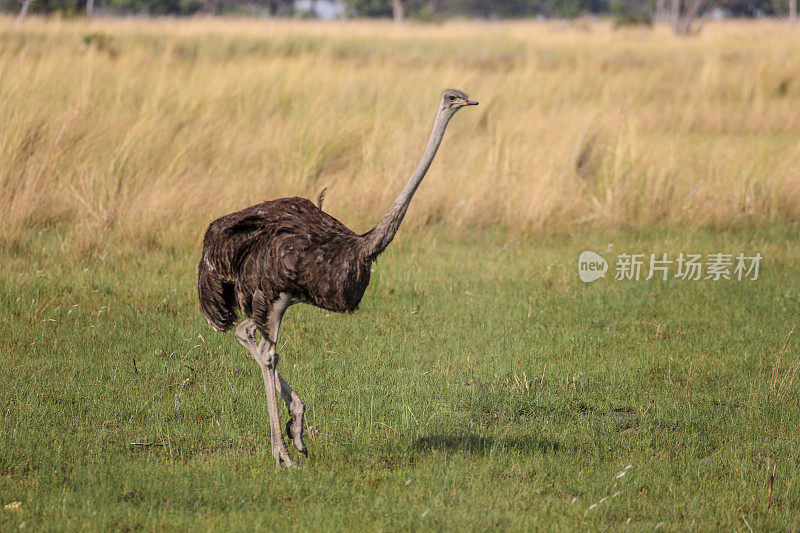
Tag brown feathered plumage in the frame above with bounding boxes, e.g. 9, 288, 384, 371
198, 197, 372, 333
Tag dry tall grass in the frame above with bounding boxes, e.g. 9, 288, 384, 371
1, 17, 799, 249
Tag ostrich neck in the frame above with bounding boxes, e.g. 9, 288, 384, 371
362, 108, 453, 259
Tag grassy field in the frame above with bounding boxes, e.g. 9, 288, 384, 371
2, 15, 800, 531
2, 225, 800, 530
1, 17, 800, 249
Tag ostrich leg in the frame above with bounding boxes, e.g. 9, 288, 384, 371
261, 294, 296, 465
234, 321, 291, 466
275, 364, 307, 456
235, 318, 307, 457
233, 303, 294, 466
257, 341, 293, 467
234, 319, 259, 354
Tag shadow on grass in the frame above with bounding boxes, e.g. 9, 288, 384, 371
413, 433, 559, 455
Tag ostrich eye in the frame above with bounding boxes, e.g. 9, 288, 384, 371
448, 95, 456, 101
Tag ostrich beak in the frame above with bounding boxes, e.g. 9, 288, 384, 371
464, 99, 479, 106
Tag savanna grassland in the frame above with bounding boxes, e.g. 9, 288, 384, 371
1, 17, 800, 243
1, 16, 800, 531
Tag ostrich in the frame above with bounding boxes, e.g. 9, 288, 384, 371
198, 89, 478, 467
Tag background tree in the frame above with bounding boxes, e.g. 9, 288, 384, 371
609, 0, 653, 26
670, 0, 724, 34
346, 0, 392, 17
17, 0, 33, 19
655, 0, 669, 20
390, 0, 403, 21
724, 0, 777, 15
6, 0, 789, 22
108, 0, 201, 14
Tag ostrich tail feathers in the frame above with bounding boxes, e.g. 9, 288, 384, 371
316, 187, 327, 209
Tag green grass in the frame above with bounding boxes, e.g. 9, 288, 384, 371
1, 226, 800, 530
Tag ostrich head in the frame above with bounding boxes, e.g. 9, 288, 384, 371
440, 89, 478, 115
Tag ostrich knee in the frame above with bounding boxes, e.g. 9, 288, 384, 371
234, 319, 259, 354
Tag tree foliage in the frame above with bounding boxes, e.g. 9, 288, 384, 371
4, 0, 790, 23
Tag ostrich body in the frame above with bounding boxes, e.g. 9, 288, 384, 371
198, 89, 477, 467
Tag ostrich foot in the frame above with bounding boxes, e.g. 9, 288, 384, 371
276, 372, 307, 457
271, 437, 295, 468
286, 419, 307, 457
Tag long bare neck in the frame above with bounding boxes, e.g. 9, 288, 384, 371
361, 107, 453, 259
